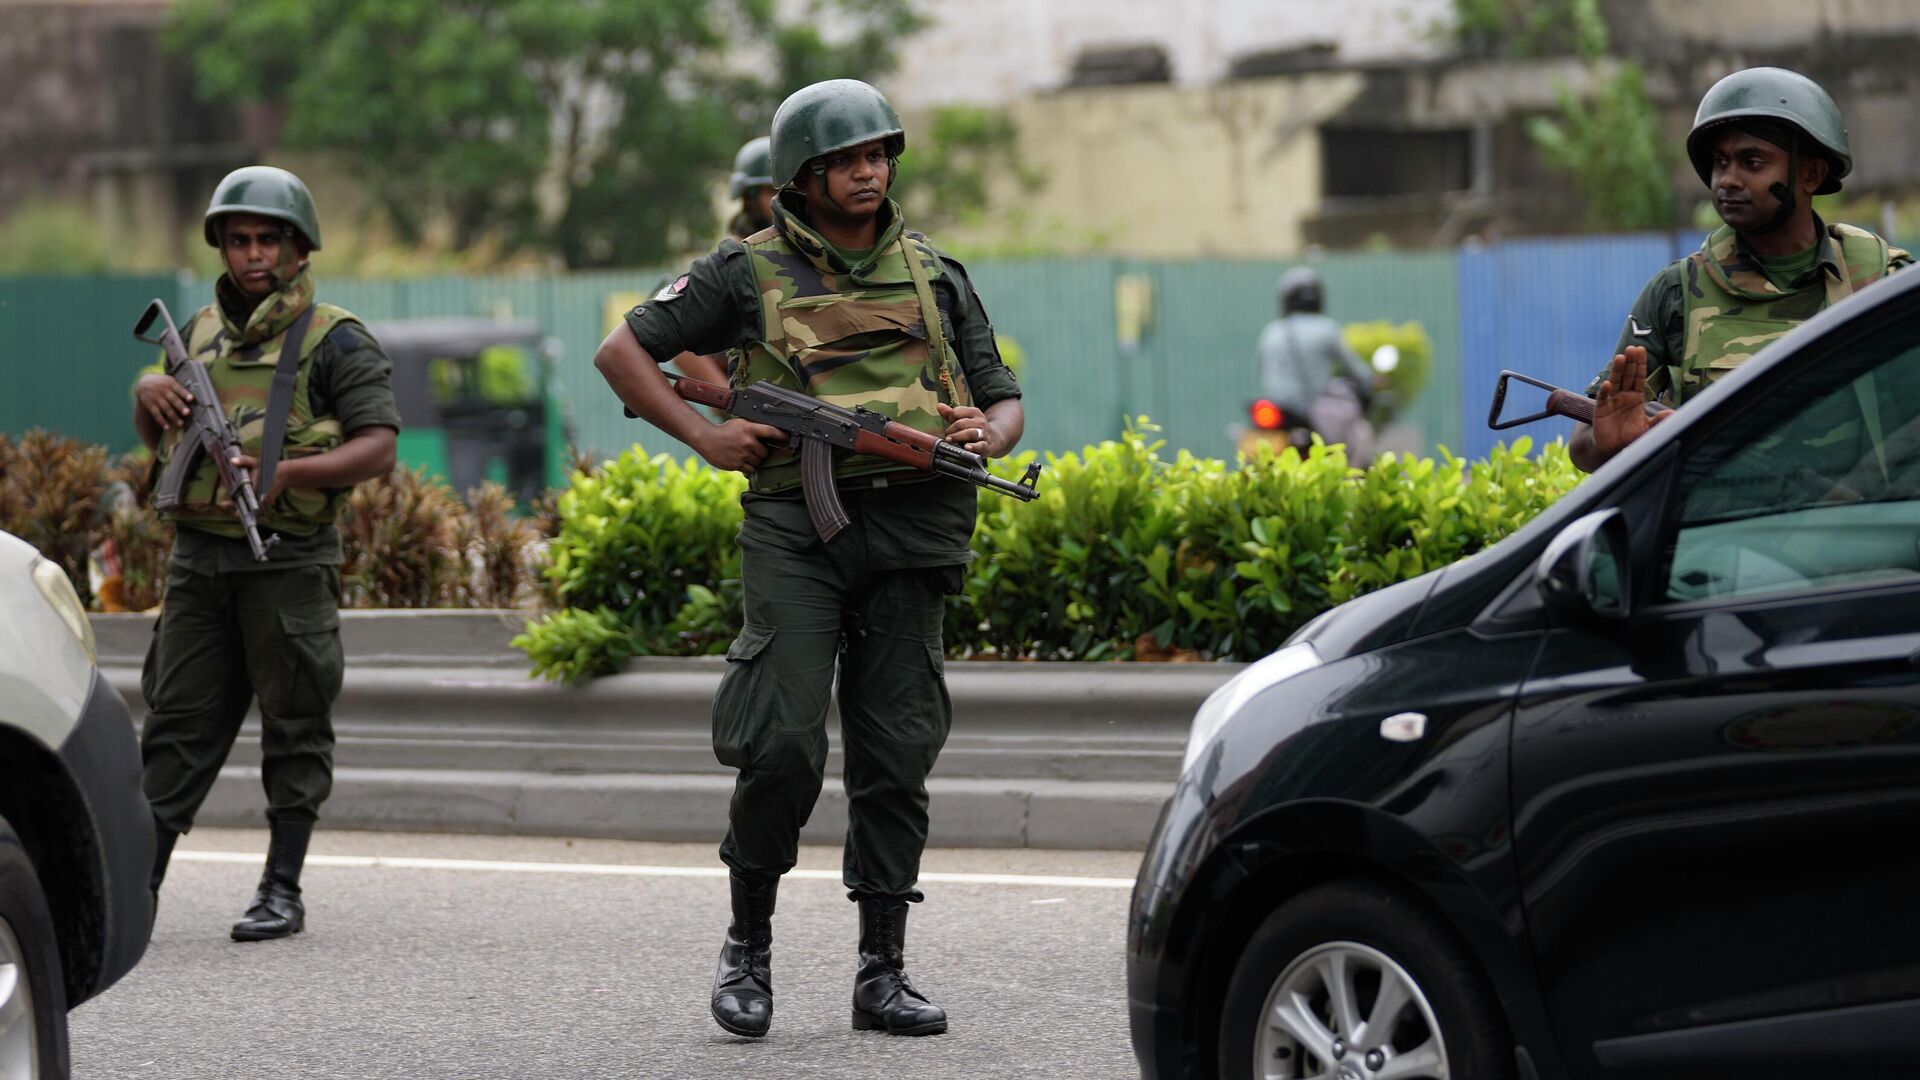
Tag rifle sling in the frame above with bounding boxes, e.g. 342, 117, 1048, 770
256, 305, 316, 498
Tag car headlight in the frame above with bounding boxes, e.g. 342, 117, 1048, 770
1182, 641, 1320, 773
32, 556, 96, 664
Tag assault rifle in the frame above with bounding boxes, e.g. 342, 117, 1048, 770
659, 373, 1042, 542
135, 299, 279, 561
1487, 369, 1671, 430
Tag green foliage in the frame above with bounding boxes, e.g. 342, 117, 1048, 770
515, 425, 1586, 680
1528, 63, 1676, 231
430, 346, 537, 405
893, 105, 1040, 234
1452, 0, 1608, 59
168, 0, 923, 268
513, 448, 747, 680
0, 430, 110, 603
1341, 320, 1433, 425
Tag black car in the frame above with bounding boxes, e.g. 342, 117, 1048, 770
1130, 264, 1920, 1080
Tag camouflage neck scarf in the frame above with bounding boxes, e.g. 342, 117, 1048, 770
772, 191, 905, 276
216, 266, 316, 346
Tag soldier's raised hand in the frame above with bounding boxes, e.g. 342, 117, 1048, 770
1590, 346, 1671, 457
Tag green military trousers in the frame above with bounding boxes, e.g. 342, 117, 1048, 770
713, 496, 958, 900
140, 561, 344, 834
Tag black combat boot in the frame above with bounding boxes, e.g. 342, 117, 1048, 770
710, 873, 778, 1038
149, 819, 179, 902
851, 896, 947, 1035
230, 819, 312, 942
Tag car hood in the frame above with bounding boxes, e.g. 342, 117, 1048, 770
1285, 567, 1448, 662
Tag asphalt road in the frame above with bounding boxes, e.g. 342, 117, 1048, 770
70, 829, 1144, 1079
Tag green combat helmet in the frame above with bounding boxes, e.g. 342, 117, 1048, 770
203, 165, 323, 250
730, 136, 774, 198
1686, 67, 1851, 196
770, 79, 905, 188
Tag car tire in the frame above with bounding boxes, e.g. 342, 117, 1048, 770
1217, 879, 1511, 1080
0, 816, 69, 1080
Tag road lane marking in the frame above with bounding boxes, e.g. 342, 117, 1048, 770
175, 850, 1135, 890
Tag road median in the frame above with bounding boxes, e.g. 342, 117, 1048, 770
94, 610, 1237, 850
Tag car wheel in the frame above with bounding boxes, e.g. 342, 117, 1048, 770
0, 817, 68, 1080
1218, 880, 1510, 1080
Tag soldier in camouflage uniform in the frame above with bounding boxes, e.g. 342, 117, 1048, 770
133, 166, 400, 940
1572, 67, 1911, 471
663, 136, 781, 387
594, 79, 1024, 1039
727, 135, 775, 241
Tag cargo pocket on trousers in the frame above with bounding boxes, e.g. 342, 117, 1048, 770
712, 624, 776, 769
917, 639, 954, 769
278, 606, 344, 717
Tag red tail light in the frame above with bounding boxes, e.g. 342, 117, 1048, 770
1251, 399, 1284, 430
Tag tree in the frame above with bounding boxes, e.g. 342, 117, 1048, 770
890, 104, 1040, 235
1454, 0, 1677, 231
1527, 64, 1675, 231
169, 0, 924, 268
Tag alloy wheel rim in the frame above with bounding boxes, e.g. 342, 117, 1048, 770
0, 918, 38, 1080
1251, 940, 1448, 1080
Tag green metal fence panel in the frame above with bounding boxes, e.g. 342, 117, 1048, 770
0, 274, 180, 452
961, 258, 1121, 458
7, 255, 1460, 471
1047, 251, 1463, 463
1318, 249, 1463, 456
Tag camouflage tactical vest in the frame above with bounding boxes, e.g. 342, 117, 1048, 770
736, 200, 971, 493
1672, 222, 1891, 405
154, 270, 357, 537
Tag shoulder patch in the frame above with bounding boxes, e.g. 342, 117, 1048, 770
653, 274, 691, 302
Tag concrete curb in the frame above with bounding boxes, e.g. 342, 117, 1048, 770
94, 611, 1238, 850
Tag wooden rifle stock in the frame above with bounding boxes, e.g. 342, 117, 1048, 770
660, 372, 1041, 542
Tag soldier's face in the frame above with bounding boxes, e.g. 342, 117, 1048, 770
1709, 130, 1825, 231
221, 214, 292, 296
810, 139, 891, 220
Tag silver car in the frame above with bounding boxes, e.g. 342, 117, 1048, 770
0, 529, 151, 1080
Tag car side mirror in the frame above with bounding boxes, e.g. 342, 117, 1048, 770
1535, 509, 1632, 622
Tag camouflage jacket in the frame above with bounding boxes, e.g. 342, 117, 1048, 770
623, 195, 1022, 497
1598, 219, 1912, 403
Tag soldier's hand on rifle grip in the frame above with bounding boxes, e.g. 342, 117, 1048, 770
936, 403, 995, 457
135, 373, 195, 431
228, 452, 289, 505
695, 418, 788, 476
1590, 345, 1671, 457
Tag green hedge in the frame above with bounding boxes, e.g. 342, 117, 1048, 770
513, 425, 1582, 681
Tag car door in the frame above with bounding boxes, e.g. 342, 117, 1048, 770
1509, 291, 1920, 1079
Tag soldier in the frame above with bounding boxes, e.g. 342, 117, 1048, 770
727, 135, 775, 241
133, 166, 400, 940
594, 79, 1024, 1038
1572, 67, 1912, 472
1254, 266, 1377, 464
663, 136, 779, 387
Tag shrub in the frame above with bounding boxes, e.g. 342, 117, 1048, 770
94, 451, 170, 612
452, 481, 540, 608
0, 430, 110, 604
512, 449, 746, 681
338, 466, 468, 607
515, 425, 1584, 680
1342, 320, 1433, 425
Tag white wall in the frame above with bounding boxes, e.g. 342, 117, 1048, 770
885, 0, 1452, 108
